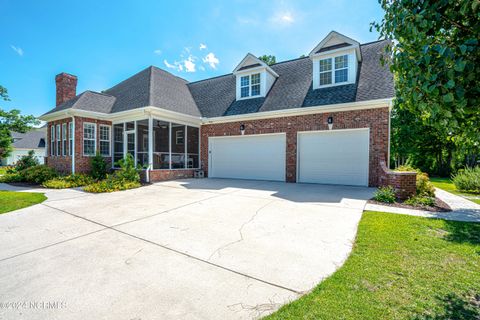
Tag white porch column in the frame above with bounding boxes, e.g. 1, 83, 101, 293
148, 115, 153, 173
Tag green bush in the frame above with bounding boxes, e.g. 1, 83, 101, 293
83, 174, 141, 193
15, 150, 39, 171
395, 165, 435, 197
373, 186, 396, 203
115, 154, 140, 182
452, 166, 480, 193
42, 174, 94, 189
90, 152, 108, 180
404, 195, 435, 207
0, 172, 24, 183
21, 165, 58, 184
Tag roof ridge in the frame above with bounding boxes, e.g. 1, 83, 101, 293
150, 65, 190, 83
85, 90, 115, 98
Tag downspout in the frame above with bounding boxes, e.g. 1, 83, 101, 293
71, 114, 75, 174
146, 111, 153, 183
387, 100, 392, 169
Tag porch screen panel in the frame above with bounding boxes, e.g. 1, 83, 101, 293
153, 120, 169, 169
171, 123, 186, 169
186, 126, 199, 168
136, 120, 149, 168
113, 124, 124, 166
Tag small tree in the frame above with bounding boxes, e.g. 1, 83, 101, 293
90, 152, 108, 180
115, 154, 140, 182
258, 55, 276, 65
15, 150, 39, 171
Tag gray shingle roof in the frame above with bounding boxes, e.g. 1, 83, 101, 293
42, 40, 393, 119
11, 129, 46, 149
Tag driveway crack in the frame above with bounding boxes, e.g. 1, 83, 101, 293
208, 200, 275, 261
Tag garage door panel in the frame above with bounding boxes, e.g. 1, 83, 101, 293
209, 134, 286, 181
298, 129, 369, 186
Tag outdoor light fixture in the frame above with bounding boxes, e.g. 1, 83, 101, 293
327, 116, 333, 130
240, 124, 245, 135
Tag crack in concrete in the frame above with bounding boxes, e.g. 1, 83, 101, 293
207, 200, 275, 261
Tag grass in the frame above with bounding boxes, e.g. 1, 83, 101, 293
266, 211, 480, 320
430, 177, 480, 205
0, 191, 47, 214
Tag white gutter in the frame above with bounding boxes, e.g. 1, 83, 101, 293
203, 98, 393, 124
71, 114, 75, 174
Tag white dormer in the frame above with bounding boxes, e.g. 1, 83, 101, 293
233, 53, 279, 100
309, 31, 362, 90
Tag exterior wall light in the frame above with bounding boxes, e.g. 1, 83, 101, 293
240, 124, 245, 135
327, 116, 333, 130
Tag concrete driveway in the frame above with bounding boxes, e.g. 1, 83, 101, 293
0, 179, 374, 319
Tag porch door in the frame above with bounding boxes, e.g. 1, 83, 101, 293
125, 131, 135, 160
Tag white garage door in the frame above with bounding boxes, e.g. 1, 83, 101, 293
208, 134, 286, 181
298, 128, 369, 186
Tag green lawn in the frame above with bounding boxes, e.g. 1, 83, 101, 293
430, 177, 480, 205
266, 211, 480, 320
0, 191, 47, 214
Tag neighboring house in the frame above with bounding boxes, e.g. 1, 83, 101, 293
1, 128, 46, 166
39, 31, 394, 187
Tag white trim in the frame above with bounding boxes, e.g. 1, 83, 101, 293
62, 123, 67, 156
309, 31, 361, 60
204, 98, 392, 124
55, 124, 61, 156
99, 124, 111, 156
82, 122, 96, 156
232, 53, 279, 77
296, 127, 370, 186
71, 117, 75, 173
208, 132, 286, 139
168, 122, 172, 170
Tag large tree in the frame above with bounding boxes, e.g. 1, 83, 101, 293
0, 85, 39, 159
372, 0, 479, 152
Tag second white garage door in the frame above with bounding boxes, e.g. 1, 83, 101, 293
297, 128, 370, 186
208, 134, 286, 181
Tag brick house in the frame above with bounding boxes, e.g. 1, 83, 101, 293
40, 31, 401, 188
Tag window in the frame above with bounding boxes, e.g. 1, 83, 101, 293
50, 125, 55, 156
56, 124, 61, 156
62, 123, 67, 156
240, 73, 261, 98
83, 123, 96, 156
176, 129, 184, 145
69, 122, 73, 156
113, 123, 124, 166
99, 125, 111, 156
319, 54, 349, 86
319, 58, 332, 85
334, 55, 348, 83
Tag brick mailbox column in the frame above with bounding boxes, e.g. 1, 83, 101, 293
379, 161, 416, 200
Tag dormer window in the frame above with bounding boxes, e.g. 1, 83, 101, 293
319, 54, 349, 86
240, 73, 261, 98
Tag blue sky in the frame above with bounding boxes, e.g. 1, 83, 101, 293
1, 0, 384, 117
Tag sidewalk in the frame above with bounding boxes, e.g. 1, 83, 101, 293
364, 188, 480, 222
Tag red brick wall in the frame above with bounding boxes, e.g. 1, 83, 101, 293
45, 118, 73, 174
147, 169, 194, 182
200, 107, 390, 187
379, 161, 416, 199
46, 116, 112, 174
55, 73, 77, 106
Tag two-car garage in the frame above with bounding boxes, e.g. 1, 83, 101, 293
208, 128, 370, 186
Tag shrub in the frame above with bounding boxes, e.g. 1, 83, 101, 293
452, 166, 480, 193
21, 165, 58, 184
373, 186, 396, 203
405, 195, 435, 207
90, 152, 108, 180
115, 154, 140, 182
83, 174, 141, 193
0, 172, 24, 183
15, 150, 39, 171
42, 174, 94, 189
395, 165, 435, 197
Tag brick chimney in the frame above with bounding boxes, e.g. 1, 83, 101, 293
55, 72, 77, 106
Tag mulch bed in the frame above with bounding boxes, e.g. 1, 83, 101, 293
368, 197, 451, 212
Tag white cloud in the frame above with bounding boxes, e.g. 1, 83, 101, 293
184, 56, 196, 72
10, 45, 24, 56
270, 11, 295, 25
199, 43, 207, 50
203, 52, 219, 69
164, 59, 176, 69
154, 49, 162, 55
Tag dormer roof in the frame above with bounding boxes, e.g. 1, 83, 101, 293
309, 31, 362, 61
233, 53, 279, 77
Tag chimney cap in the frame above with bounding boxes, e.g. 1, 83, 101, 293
55, 72, 77, 80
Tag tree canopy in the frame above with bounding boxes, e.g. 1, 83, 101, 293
0, 85, 39, 159
372, 0, 479, 150
258, 55, 276, 65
